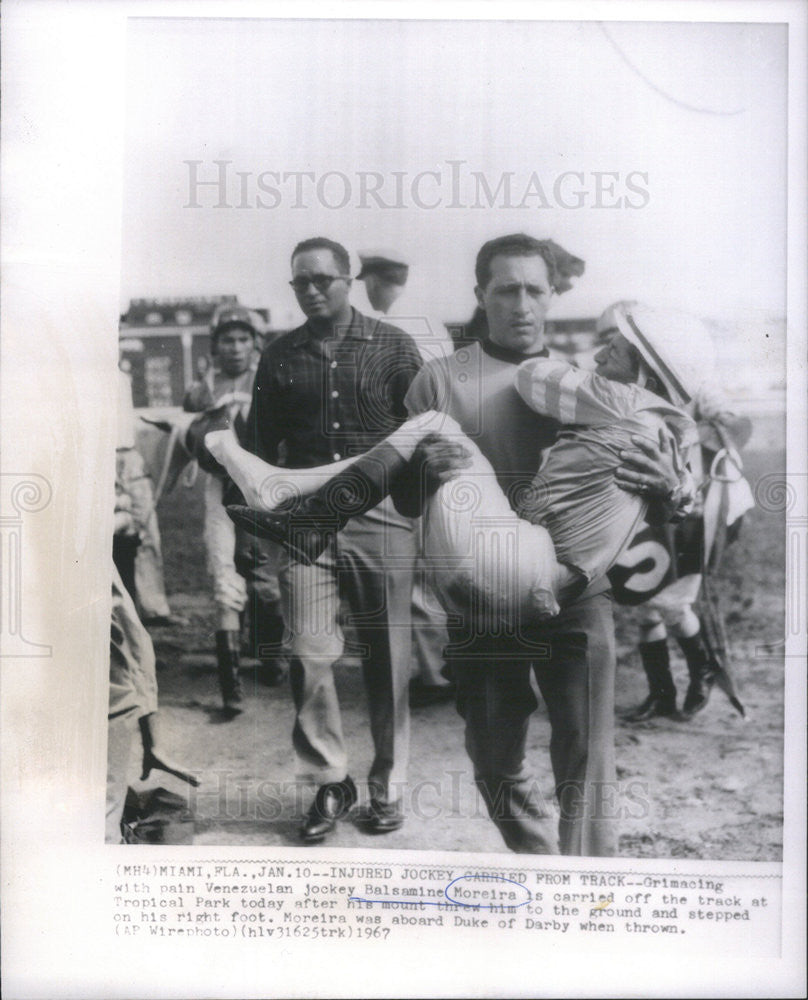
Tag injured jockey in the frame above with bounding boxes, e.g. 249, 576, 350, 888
208, 304, 700, 627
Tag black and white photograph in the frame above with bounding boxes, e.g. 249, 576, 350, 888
111, 14, 789, 858
1, 3, 806, 998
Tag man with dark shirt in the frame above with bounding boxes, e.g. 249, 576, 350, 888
247, 237, 422, 843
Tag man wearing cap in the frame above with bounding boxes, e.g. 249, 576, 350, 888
356, 249, 455, 703
356, 249, 454, 364
184, 305, 287, 714
245, 237, 423, 843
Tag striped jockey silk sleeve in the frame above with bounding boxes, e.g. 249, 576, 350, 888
515, 357, 642, 426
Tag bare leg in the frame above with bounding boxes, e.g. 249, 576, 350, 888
205, 410, 455, 511
205, 429, 358, 509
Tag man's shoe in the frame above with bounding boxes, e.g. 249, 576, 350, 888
356, 798, 404, 834
227, 504, 337, 566
681, 674, 715, 718
300, 777, 358, 844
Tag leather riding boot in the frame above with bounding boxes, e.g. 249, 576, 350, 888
215, 630, 244, 714
678, 630, 718, 718
255, 610, 289, 687
626, 639, 678, 721
227, 441, 406, 564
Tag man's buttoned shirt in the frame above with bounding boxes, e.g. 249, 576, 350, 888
247, 308, 423, 467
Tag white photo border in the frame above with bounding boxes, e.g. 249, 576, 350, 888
1, 2, 805, 997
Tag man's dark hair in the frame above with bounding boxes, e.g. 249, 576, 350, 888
291, 237, 351, 275
475, 233, 585, 294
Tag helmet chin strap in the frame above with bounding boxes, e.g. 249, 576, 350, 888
636, 358, 679, 405
635, 358, 652, 389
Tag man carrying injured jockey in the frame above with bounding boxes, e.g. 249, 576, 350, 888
210, 302, 700, 627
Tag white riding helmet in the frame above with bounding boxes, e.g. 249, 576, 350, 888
597, 301, 715, 407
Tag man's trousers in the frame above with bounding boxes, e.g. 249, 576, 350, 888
449, 588, 617, 857
107, 565, 158, 842
279, 503, 416, 803
410, 569, 450, 686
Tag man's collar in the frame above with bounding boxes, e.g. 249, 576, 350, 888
292, 308, 375, 346
480, 337, 549, 364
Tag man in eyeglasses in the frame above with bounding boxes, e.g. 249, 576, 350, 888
245, 237, 423, 843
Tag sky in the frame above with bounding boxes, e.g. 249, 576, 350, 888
121, 18, 787, 331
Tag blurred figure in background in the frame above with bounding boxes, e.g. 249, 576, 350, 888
109, 394, 199, 843
356, 248, 454, 363
107, 563, 200, 842
184, 305, 288, 715
115, 364, 178, 625
602, 302, 753, 721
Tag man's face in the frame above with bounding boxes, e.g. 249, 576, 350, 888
291, 248, 352, 323
476, 253, 555, 354
362, 273, 383, 310
216, 327, 254, 376
594, 331, 640, 384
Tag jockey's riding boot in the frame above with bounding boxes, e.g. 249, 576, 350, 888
215, 630, 244, 715
626, 639, 678, 721
185, 404, 231, 473
227, 442, 406, 565
255, 609, 289, 687
678, 630, 719, 718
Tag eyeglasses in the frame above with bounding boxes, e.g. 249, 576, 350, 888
289, 274, 351, 294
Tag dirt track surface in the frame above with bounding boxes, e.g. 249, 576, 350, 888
135, 445, 785, 860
